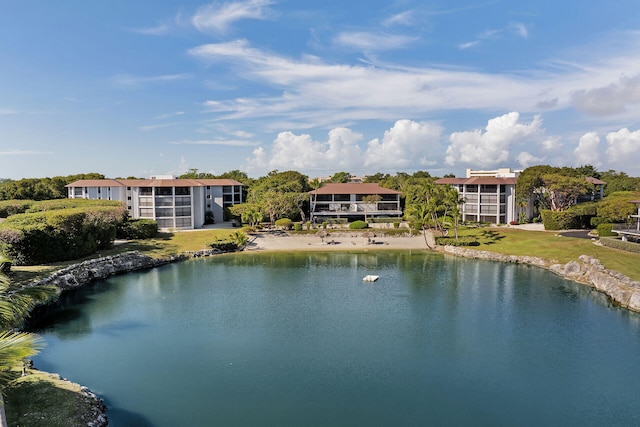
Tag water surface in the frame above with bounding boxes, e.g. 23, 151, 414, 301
32, 252, 640, 426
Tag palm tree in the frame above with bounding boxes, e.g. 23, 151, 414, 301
0, 273, 58, 426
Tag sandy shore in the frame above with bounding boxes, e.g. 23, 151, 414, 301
245, 231, 430, 252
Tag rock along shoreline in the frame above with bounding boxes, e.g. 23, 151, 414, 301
440, 245, 640, 313
23, 245, 640, 425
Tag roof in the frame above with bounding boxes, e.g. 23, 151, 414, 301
66, 178, 243, 188
585, 177, 607, 185
435, 177, 518, 185
310, 182, 401, 195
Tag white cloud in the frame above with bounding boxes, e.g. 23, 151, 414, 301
365, 120, 442, 169
445, 112, 543, 167
111, 73, 191, 88
169, 139, 257, 147
246, 146, 268, 173
573, 132, 601, 166
509, 22, 529, 38
516, 152, 543, 168
132, 23, 170, 36
334, 32, 417, 51
192, 0, 274, 34
458, 41, 480, 50
382, 11, 414, 27
605, 128, 640, 172
572, 74, 640, 116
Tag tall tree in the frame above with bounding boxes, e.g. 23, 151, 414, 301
329, 172, 351, 183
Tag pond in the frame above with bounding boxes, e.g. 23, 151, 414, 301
32, 252, 640, 426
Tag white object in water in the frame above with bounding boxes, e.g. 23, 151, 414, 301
362, 275, 379, 282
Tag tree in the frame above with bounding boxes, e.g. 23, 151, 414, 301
361, 195, 382, 222
329, 172, 351, 183
0, 273, 58, 426
516, 165, 559, 211
543, 174, 589, 211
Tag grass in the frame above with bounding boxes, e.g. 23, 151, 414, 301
456, 227, 640, 281
5, 367, 103, 427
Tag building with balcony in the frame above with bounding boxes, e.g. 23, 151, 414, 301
309, 183, 402, 222
66, 177, 243, 230
435, 168, 526, 225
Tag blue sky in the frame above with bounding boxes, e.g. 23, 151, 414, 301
2, 0, 640, 180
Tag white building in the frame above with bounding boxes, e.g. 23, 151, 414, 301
436, 168, 528, 224
66, 178, 243, 229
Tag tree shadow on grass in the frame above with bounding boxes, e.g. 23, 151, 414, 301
479, 230, 506, 245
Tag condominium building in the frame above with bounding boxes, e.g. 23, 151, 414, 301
66, 177, 243, 229
435, 168, 526, 224
309, 183, 402, 222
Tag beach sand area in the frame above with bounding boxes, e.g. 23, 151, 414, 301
246, 231, 429, 252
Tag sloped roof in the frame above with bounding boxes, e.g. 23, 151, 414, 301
66, 178, 243, 188
310, 182, 401, 195
585, 177, 607, 185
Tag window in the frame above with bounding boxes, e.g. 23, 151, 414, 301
480, 195, 498, 204
465, 185, 478, 192
140, 187, 152, 196
155, 208, 173, 217
127, 196, 131, 200
175, 217, 191, 227
155, 187, 172, 196
480, 205, 497, 214
480, 185, 497, 193
315, 195, 331, 202
175, 207, 191, 217
223, 186, 231, 193
155, 198, 173, 207
139, 198, 153, 207
139, 208, 153, 217
223, 195, 232, 202
175, 196, 191, 206
73, 187, 83, 196
157, 218, 173, 228
465, 194, 478, 203
175, 187, 190, 196
334, 194, 350, 202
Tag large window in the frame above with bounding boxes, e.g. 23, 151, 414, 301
155, 198, 173, 207
175, 196, 191, 206
139, 197, 153, 207
333, 194, 350, 202
73, 187, 83, 196
480, 195, 498, 204
175, 187, 190, 196
155, 208, 173, 217
480, 185, 497, 193
175, 207, 191, 217
175, 217, 191, 227
315, 195, 331, 202
480, 205, 497, 214
140, 187, 152, 196
155, 187, 173, 196
139, 208, 153, 217
157, 218, 173, 228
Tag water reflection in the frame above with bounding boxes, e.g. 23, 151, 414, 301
32, 252, 640, 427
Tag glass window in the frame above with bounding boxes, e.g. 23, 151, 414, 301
139, 208, 154, 217
140, 187, 152, 196
155, 187, 173, 196
334, 194, 350, 202
175, 187, 190, 196
175, 207, 191, 217
175, 217, 191, 227
157, 218, 173, 228
155, 208, 173, 217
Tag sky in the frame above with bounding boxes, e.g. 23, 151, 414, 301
2, 0, 640, 180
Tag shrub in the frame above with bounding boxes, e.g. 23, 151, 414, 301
0, 254, 11, 273
305, 221, 311, 230
435, 236, 479, 246
596, 223, 616, 237
274, 218, 293, 230
540, 210, 579, 230
349, 220, 369, 230
599, 237, 640, 254
117, 219, 158, 239
293, 223, 302, 231
393, 222, 400, 229
0, 200, 33, 218
0, 206, 126, 265
322, 221, 327, 229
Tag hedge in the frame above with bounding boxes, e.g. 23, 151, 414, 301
274, 218, 293, 230
349, 220, 369, 229
540, 210, 580, 230
117, 219, 158, 240
370, 218, 402, 224
435, 236, 479, 246
0, 206, 126, 265
596, 223, 616, 237
599, 237, 640, 254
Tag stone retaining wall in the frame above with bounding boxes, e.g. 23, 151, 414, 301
31, 251, 187, 291
441, 246, 640, 313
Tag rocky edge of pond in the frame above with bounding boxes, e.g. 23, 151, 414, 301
441, 246, 640, 313
25, 251, 186, 426
22, 246, 640, 425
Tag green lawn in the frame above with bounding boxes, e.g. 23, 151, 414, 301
457, 227, 640, 281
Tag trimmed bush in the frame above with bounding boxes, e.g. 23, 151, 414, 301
349, 220, 369, 229
435, 236, 479, 246
0, 206, 126, 265
117, 219, 158, 239
393, 222, 400, 229
293, 222, 302, 231
370, 218, 402, 224
540, 210, 580, 230
275, 218, 293, 230
599, 237, 640, 254
596, 223, 616, 237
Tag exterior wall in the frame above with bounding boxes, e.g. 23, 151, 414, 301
67, 181, 243, 230
310, 193, 402, 221
455, 183, 517, 224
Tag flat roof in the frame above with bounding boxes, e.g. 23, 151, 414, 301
435, 177, 518, 185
